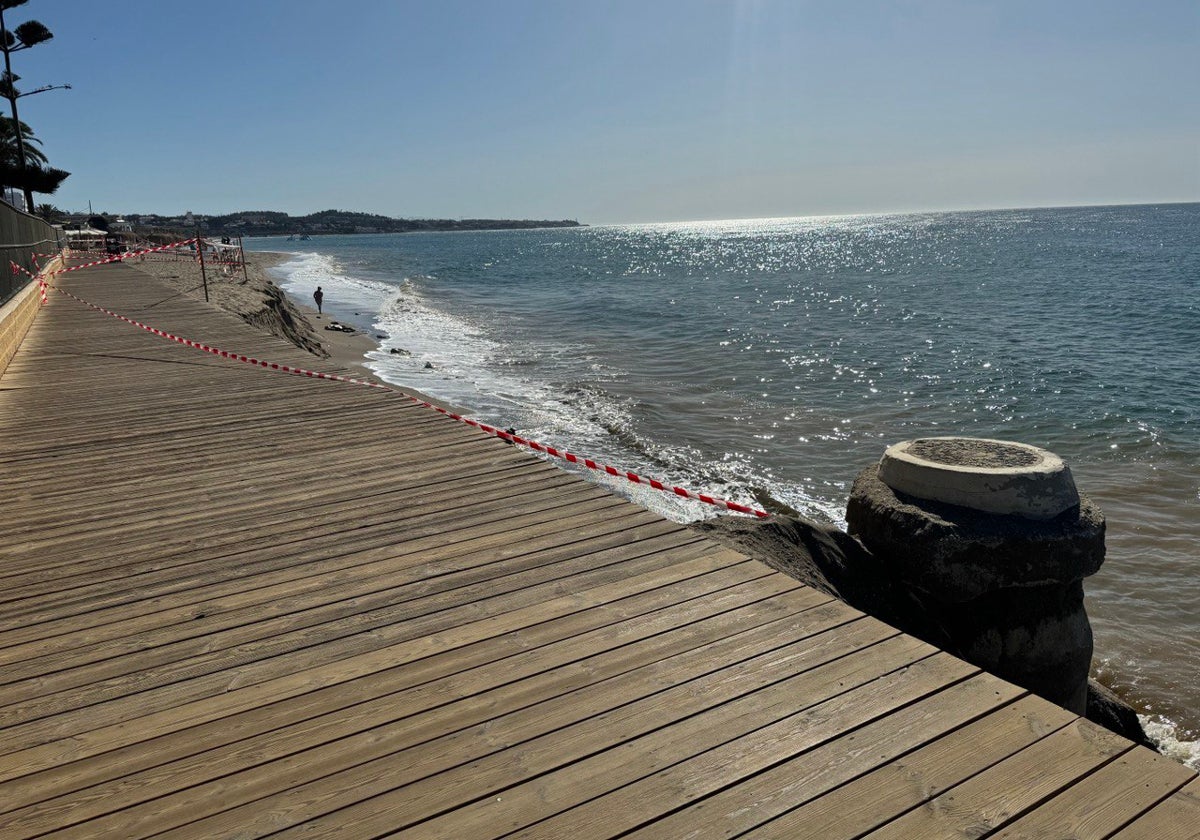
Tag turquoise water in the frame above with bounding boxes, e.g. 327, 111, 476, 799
250, 203, 1199, 760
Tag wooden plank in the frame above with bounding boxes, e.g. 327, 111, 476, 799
0, 457, 584, 588
0, 507, 636, 670
0, 472, 614, 623
0, 549, 754, 782
128, 623, 931, 838
0, 414, 471, 490
0, 568, 816, 818
1, 454, 581, 569
618, 677, 1040, 840
0, 486, 630, 651
0, 463, 580, 593
0, 515, 691, 689
0, 524, 716, 711
0, 454, 546, 589
858, 719, 1134, 839
0, 541, 749, 751
4, 588, 835, 838
0, 395, 443, 456
289, 645, 960, 840
0, 422, 487, 519
0, 494, 645, 667
1107, 776, 1200, 840
507, 663, 1014, 839
989, 746, 1196, 840
0, 417, 493, 521
739, 693, 1075, 839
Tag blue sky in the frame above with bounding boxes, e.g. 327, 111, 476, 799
10, 0, 1198, 223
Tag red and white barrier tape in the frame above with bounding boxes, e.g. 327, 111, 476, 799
52, 238, 198, 275
49, 282, 388, 385
9, 260, 49, 305
46, 283, 769, 518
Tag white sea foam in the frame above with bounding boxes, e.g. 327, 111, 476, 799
362, 310, 729, 528
273, 252, 395, 327
364, 278, 586, 428
272, 253, 817, 523
1140, 715, 1200, 771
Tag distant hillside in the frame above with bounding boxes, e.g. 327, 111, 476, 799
127, 209, 585, 237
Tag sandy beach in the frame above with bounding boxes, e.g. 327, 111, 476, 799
124, 247, 464, 415
127, 249, 381, 379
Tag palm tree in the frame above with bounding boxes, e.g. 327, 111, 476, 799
0, 114, 65, 202
0, 115, 46, 167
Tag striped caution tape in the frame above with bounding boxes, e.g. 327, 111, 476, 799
11, 260, 50, 304
31, 251, 66, 269
51, 238, 199, 275
47, 283, 769, 518
48, 283, 388, 387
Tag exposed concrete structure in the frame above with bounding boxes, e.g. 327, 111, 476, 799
848, 437, 1104, 715
878, 437, 1080, 520
693, 509, 1148, 745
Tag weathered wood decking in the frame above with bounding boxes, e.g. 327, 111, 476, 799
0, 261, 1194, 838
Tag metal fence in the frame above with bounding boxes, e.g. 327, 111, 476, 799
0, 201, 62, 305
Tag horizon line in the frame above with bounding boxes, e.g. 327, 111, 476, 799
67, 198, 1199, 229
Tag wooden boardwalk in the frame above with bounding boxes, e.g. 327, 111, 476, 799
0, 261, 1194, 838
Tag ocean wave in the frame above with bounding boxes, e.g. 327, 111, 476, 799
1140, 715, 1200, 771
271, 251, 396, 331
365, 279, 543, 418
373, 325, 847, 524
360, 286, 833, 523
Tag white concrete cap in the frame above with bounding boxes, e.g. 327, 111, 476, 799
878, 437, 1080, 520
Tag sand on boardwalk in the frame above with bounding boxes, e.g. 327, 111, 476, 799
125, 249, 448, 408
126, 249, 380, 371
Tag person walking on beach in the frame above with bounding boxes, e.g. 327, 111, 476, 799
313, 286, 324, 316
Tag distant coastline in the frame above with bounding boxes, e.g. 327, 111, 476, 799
120, 209, 585, 239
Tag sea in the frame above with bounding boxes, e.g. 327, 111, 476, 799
248, 203, 1199, 768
